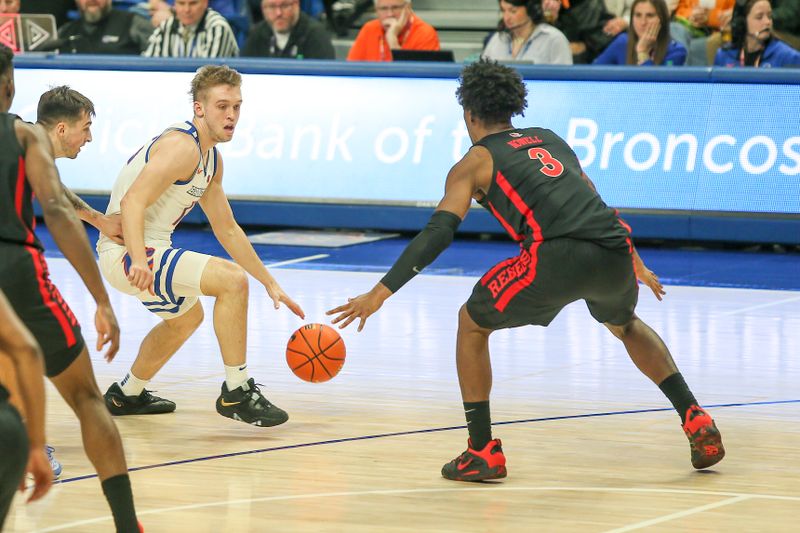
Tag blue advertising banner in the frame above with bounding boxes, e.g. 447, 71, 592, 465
13, 66, 800, 216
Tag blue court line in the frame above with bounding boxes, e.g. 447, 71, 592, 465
56, 399, 799, 485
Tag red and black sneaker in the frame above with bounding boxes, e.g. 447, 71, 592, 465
441, 438, 507, 482
682, 405, 725, 469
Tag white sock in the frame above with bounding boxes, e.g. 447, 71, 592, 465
224, 363, 249, 391
119, 371, 148, 397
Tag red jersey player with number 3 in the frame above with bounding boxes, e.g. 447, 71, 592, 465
328, 59, 724, 481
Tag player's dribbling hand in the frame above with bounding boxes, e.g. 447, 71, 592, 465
20, 447, 52, 503
266, 284, 305, 319
95, 302, 121, 362
127, 262, 154, 295
327, 284, 392, 332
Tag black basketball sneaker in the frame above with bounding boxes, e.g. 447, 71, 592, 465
104, 383, 176, 415
215, 378, 289, 427
441, 438, 507, 482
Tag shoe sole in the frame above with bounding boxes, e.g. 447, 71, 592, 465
105, 400, 176, 416
691, 427, 725, 469
216, 406, 289, 427
442, 465, 507, 482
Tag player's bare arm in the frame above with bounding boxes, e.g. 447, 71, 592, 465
199, 156, 305, 318
581, 170, 665, 300
120, 132, 199, 294
0, 292, 51, 503
63, 186, 124, 244
328, 147, 491, 331
17, 121, 120, 360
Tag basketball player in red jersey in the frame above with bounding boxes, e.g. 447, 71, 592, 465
328, 59, 724, 481
0, 45, 141, 530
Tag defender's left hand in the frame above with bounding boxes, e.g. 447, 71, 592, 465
327, 286, 390, 332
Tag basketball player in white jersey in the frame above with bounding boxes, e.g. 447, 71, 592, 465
98, 65, 304, 426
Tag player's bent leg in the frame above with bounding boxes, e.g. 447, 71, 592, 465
50, 348, 129, 479
199, 257, 248, 367
49, 348, 141, 531
604, 314, 678, 384
200, 258, 288, 427
455, 305, 493, 402
104, 302, 204, 416
605, 316, 725, 469
441, 305, 507, 482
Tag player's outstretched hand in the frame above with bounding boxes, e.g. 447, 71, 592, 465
21, 447, 52, 503
327, 284, 392, 332
266, 283, 305, 319
95, 302, 121, 362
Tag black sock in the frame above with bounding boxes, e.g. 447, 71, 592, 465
464, 401, 492, 450
658, 373, 698, 424
101, 474, 138, 533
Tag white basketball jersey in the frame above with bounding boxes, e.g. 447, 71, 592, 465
98, 121, 218, 252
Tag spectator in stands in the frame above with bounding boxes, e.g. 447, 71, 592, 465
19, 1, 76, 27
714, 0, 800, 66
482, 0, 572, 64
543, 0, 617, 63
143, 0, 239, 57
603, 0, 634, 36
242, 0, 335, 58
145, 0, 237, 28
347, 0, 439, 61
771, 0, 799, 48
670, 0, 734, 65
593, 0, 686, 64
0, 0, 18, 14
58, 0, 153, 54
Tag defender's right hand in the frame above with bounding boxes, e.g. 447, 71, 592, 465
95, 302, 121, 362
21, 447, 52, 503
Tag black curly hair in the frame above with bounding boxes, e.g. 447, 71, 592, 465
0, 44, 13, 78
456, 59, 527, 125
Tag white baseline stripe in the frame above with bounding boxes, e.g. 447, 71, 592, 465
36, 487, 795, 532
603, 495, 752, 532
720, 294, 800, 316
265, 254, 329, 268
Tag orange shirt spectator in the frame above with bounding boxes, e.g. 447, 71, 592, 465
674, 0, 734, 30
347, 0, 439, 61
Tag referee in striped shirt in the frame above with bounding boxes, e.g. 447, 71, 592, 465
143, 0, 239, 58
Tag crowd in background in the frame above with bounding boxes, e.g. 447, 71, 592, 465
1, 0, 799, 67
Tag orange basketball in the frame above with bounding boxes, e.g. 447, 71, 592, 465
286, 323, 346, 383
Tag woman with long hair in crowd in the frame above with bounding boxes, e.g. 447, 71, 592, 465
714, 0, 800, 67
593, 0, 687, 64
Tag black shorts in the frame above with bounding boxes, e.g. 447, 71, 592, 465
0, 243, 84, 377
466, 238, 638, 330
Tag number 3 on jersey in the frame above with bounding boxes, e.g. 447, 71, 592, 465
528, 147, 564, 178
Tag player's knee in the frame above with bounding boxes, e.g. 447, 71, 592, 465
458, 305, 485, 335
606, 316, 638, 339
220, 262, 249, 296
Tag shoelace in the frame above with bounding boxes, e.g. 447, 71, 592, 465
247, 382, 272, 409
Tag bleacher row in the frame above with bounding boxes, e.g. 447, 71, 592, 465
96, 0, 497, 61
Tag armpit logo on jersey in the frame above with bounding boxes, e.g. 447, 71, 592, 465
187, 186, 206, 198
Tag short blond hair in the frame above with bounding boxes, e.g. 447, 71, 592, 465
189, 65, 242, 102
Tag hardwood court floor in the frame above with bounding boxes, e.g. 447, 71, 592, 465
5, 259, 800, 532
